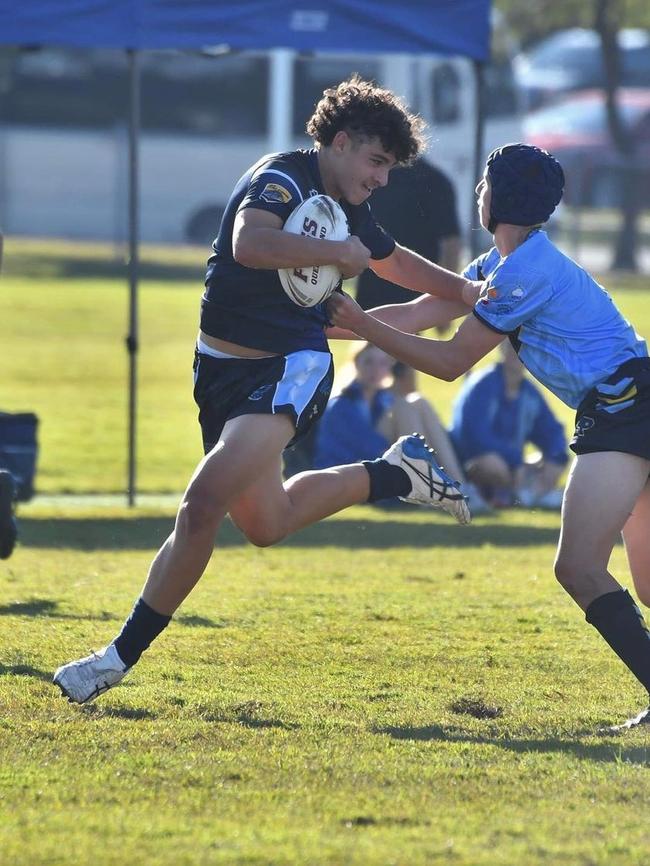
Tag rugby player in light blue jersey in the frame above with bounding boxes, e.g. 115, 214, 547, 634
329, 143, 650, 733
53, 78, 479, 706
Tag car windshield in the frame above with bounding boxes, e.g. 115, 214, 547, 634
528, 30, 601, 74
525, 98, 643, 135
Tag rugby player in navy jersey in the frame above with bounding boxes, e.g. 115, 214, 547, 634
53, 77, 480, 704
329, 142, 650, 732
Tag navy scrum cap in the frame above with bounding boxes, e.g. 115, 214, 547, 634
486, 143, 565, 232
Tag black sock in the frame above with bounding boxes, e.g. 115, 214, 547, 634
585, 589, 650, 696
113, 597, 172, 669
362, 459, 411, 503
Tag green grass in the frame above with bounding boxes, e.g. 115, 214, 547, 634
1, 238, 650, 863
1, 503, 650, 865
2, 236, 650, 495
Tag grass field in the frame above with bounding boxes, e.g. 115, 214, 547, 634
2, 504, 650, 865
1, 238, 650, 865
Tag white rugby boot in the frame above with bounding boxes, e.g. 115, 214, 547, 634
382, 433, 471, 525
53, 643, 128, 704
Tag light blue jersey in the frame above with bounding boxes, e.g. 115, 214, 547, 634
464, 231, 647, 408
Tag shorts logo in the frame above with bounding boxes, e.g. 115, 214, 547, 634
479, 285, 498, 306
249, 383, 274, 401
260, 183, 292, 204
574, 416, 595, 438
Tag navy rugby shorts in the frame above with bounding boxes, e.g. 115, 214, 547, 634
193, 348, 334, 454
570, 357, 650, 460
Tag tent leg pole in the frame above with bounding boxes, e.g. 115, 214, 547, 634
126, 48, 140, 507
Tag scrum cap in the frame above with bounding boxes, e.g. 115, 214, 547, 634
486, 143, 564, 232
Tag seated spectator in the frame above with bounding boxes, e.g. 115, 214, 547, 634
313, 342, 394, 470
379, 362, 491, 514
449, 341, 569, 508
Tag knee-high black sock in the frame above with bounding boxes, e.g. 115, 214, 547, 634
585, 589, 650, 695
362, 459, 411, 503
113, 597, 172, 669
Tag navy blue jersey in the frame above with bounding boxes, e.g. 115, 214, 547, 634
201, 149, 395, 354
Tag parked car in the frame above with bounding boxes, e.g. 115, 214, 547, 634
514, 28, 650, 110
523, 88, 650, 208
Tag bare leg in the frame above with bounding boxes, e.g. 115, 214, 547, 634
622, 478, 650, 607
144, 413, 372, 614
142, 414, 295, 614
380, 394, 464, 480
230, 461, 369, 546
554, 452, 650, 610
53, 412, 379, 704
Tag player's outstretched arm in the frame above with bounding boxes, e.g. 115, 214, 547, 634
370, 294, 472, 331
371, 243, 481, 304
325, 293, 470, 341
233, 207, 370, 276
327, 291, 503, 380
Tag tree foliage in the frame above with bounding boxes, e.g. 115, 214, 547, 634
494, 0, 650, 48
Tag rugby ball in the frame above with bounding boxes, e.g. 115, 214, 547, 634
278, 195, 349, 307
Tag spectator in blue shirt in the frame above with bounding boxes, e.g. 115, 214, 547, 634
313, 342, 394, 470
449, 340, 568, 508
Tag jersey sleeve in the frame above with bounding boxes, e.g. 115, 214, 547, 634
462, 250, 494, 281
239, 159, 305, 224
345, 201, 396, 260
472, 261, 554, 335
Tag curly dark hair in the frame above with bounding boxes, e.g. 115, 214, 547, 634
306, 75, 426, 165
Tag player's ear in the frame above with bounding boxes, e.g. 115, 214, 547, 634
331, 130, 351, 153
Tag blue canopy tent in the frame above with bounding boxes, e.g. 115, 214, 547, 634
0, 0, 491, 503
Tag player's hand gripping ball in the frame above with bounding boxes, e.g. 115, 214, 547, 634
278, 195, 349, 307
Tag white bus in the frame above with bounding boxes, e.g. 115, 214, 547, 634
0, 38, 522, 246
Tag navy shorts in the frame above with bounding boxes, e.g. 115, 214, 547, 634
193, 348, 334, 454
570, 357, 650, 459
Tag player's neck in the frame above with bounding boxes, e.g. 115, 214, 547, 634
316, 147, 342, 201
494, 224, 538, 257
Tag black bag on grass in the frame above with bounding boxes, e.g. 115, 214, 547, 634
0, 412, 39, 501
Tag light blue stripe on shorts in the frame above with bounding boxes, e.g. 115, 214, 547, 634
273, 349, 332, 419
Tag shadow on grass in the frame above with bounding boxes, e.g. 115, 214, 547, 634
0, 598, 225, 629
0, 598, 119, 621
82, 705, 157, 721
374, 724, 650, 765
234, 716, 299, 730
0, 662, 52, 682
18, 515, 560, 551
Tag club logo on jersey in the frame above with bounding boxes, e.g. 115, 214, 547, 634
573, 415, 595, 438
511, 286, 525, 299
260, 183, 292, 204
